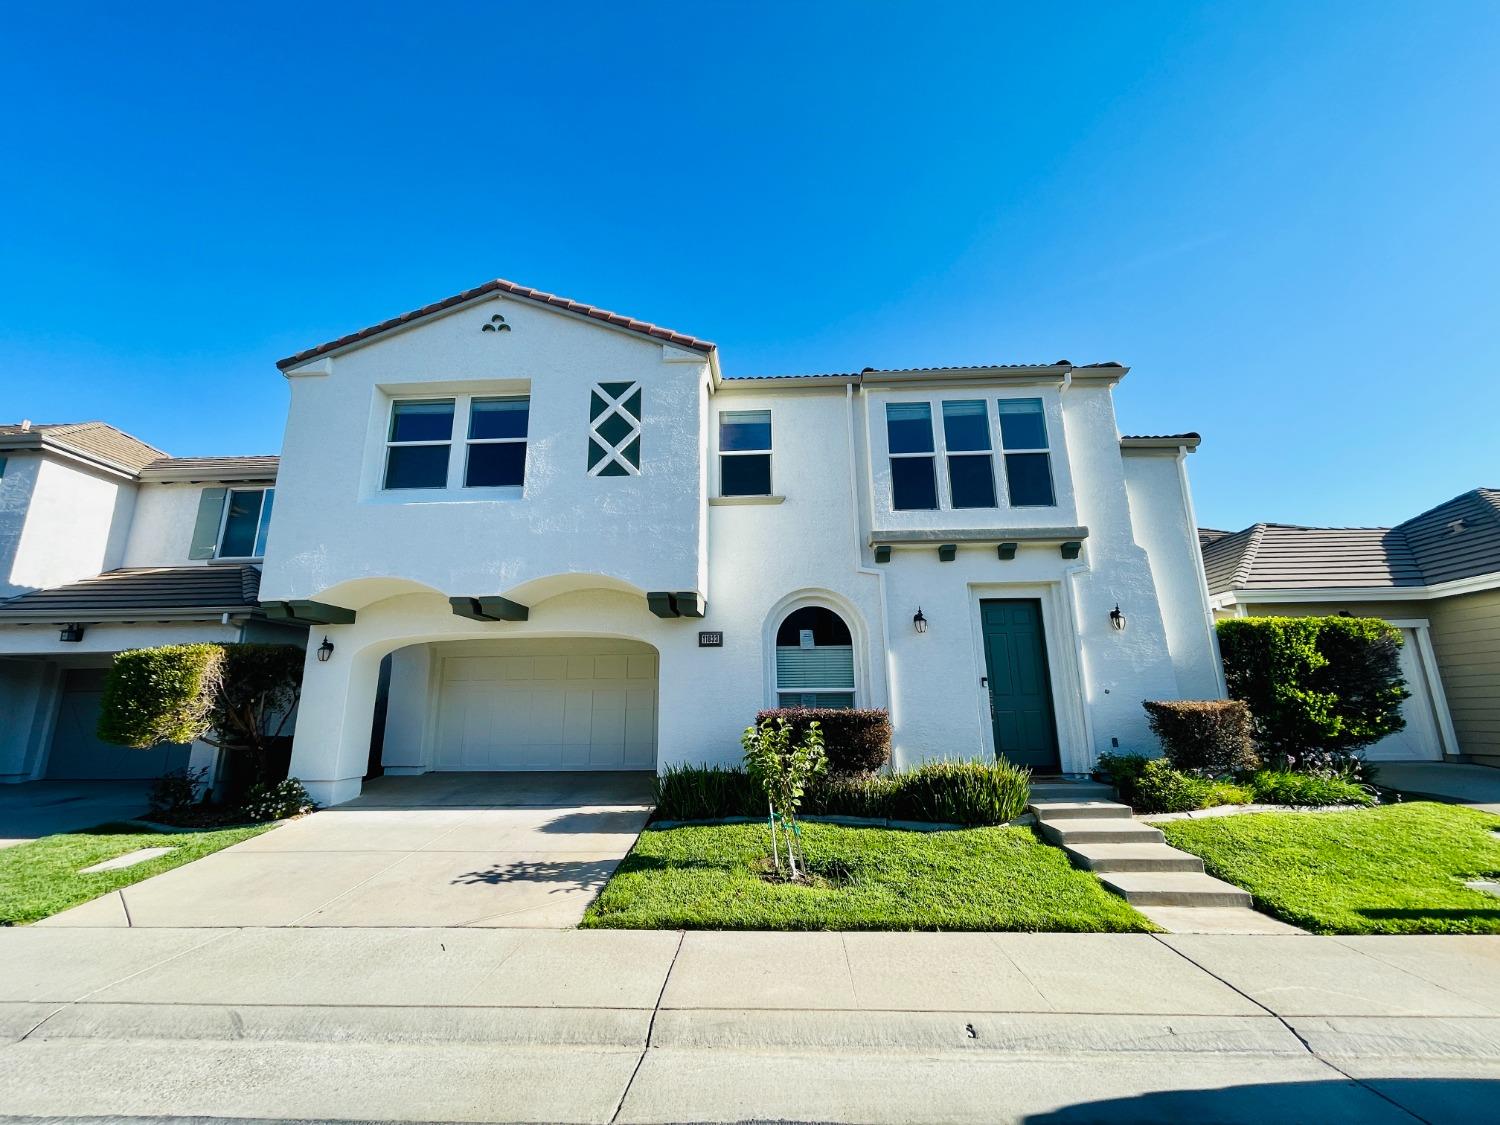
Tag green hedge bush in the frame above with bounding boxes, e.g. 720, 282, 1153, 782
98, 644, 223, 749
653, 759, 1030, 826
754, 708, 891, 775
1217, 616, 1408, 771
1094, 754, 1252, 814
1142, 700, 1259, 774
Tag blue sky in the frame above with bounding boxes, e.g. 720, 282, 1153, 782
2, 2, 1497, 530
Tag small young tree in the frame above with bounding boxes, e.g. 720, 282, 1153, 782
742, 715, 826, 880
99, 643, 304, 784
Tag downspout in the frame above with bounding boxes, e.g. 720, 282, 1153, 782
845, 383, 896, 761
1175, 445, 1228, 697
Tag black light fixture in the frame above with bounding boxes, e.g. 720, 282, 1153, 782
1110, 604, 1126, 631
316, 636, 335, 662
913, 607, 928, 634
58, 623, 85, 642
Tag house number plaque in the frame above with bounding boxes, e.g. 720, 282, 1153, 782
698, 631, 723, 648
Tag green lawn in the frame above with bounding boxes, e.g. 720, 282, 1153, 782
0, 823, 269, 925
1159, 802, 1500, 935
582, 820, 1154, 932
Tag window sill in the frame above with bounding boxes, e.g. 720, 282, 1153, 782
363, 486, 526, 505
209, 556, 263, 565
710, 495, 786, 506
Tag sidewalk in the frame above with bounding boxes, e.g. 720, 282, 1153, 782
4, 926, 1498, 1122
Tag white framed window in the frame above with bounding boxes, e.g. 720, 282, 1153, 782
383, 395, 530, 491
217, 488, 275, 558
998, 398, 1055, 507
885, 402, 939, 510
719, 410, 772, 496
941, 400, 997, 508
774, 606, 855, 708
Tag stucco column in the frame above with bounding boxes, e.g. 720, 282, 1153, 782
287, 632, 382, 806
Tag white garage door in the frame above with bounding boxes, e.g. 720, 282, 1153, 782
434, 649, 657, 771
1365, 627, 1444, 762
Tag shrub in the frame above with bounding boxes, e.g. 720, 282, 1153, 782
240, 778, 317, 822
1217, 616, 1408, 771
1142, 700, 1259, 774
1095, 753, 1251, 814
654, 759, 1029, 827
148, 766, 209, 816
1249, 769, 1375, 808
755, 708, 890, 775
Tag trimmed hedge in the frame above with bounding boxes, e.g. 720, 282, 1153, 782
755, 708, 891, 775
653, 759, 1030, 827
1217, 616, 1408, 767
1142, 700, 1259, 775
98, 644, 223, 749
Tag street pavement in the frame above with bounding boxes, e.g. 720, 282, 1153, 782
3, 926, 1498, 1123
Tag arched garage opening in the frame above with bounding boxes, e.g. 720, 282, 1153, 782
372, 636, 659, 775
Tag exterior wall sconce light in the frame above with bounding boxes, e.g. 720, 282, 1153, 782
913, 608, 928, 634
1110, 604, 1126, 631
59, 623, 85, 642
316, 636, 335, 662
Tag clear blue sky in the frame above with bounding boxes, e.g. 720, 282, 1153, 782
3, 2, 1497, 531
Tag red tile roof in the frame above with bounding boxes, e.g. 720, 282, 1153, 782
277, 278, 717, 370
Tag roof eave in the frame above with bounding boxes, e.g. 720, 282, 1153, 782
0, 434, 145, 481
0, 606, 261, 626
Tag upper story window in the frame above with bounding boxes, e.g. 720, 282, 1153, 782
218, 488, 275, 558
774, 606, 855, 708
886, 402, 939, 510
942, 400, 997, 509
384, 396, 529, 491
719, 410, 772, 496
998, 398, 1055, 507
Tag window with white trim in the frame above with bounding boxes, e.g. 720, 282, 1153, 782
774, 606, 855, 708
998, 398, 1055, 507
719, 410, 772, 496
217, 488, 275, 558
885, 402, 938, 510
941, 400, 997, 508
383, 396, 530, 491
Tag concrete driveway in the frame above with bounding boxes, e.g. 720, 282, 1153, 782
39, 771, 654, 929
0, 780, 153, 848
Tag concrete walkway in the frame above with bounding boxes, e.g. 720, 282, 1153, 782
38, 771, 654, 928
1378, 761, 1500, 813
0, 779, 153, 848
2, 926, 1497, 1122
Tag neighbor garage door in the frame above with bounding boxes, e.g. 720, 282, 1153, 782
434, 648, 657, 770
1364, 627, 1444, 762
46, 669, 192, 779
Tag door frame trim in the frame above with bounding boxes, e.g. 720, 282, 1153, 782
967, 583, 1089, 774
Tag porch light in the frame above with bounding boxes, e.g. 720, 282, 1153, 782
1110, 604, 1126, 631
316, 636, 335, 662
59, 623, 85, 642
913, 608, 928, 634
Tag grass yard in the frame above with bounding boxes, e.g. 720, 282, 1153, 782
0, 822, 269, 925
581, 820, 1154, 932
1159, 802, 1500, 935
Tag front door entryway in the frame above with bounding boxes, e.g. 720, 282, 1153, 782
980, 599, 1061, 773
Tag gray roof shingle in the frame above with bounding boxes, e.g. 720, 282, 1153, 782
140, 455, 279, 481
0, 566, 262, 623
0, 422, 166, 474
1202, 489, 1500, 594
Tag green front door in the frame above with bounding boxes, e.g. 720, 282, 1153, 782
980, 599, 1061, 773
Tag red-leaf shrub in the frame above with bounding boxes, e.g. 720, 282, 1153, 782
754, 708, 891, 775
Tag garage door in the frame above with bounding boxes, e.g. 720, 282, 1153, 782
434, 649, 657, 770
1364, 627, 1444, 762
47, 669, 192, 779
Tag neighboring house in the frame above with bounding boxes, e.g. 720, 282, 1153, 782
1202, 488, 1500, 767
0, 423, 304, 783
255, 278, 1222, 805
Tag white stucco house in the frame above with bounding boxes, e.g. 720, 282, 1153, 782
0, 423, 303, 783
251, 279, 1223, 805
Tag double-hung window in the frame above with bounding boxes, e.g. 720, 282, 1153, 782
465, 397, 529, 486
998, 398, 1055, 506
217, 488, 275, 558
385, 399, 456, 490
384, 396, 529, 490
719, 410, 772, 496
886, 402, 939, 510
941, 400, 997, 508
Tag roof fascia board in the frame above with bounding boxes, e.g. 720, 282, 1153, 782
1121, 437, 1201, 452
861, 366, 1072, 387
0, 607, 259, 626
714, 376, 858, 392
1221, 570, 1500, 604
139, 466, 279, 483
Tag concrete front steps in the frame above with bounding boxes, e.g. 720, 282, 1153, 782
1027, 782, 1252, 911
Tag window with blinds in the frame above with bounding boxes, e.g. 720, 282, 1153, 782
774, 606, 855, 708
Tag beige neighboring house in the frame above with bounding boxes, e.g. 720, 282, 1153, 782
1201, 488, 1500, 768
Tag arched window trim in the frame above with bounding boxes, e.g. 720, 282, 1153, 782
761, 590, 870, 711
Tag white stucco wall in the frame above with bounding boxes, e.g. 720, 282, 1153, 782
1121, 449, 1224, 701
260, 294, 711, 607
122, 482, 215, 567
2, 456, 136, 597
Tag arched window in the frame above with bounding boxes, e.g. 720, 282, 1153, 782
775, 606, 855, 708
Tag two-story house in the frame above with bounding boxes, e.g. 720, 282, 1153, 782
257, 279, 1222, 805
0, 423, 303, 782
